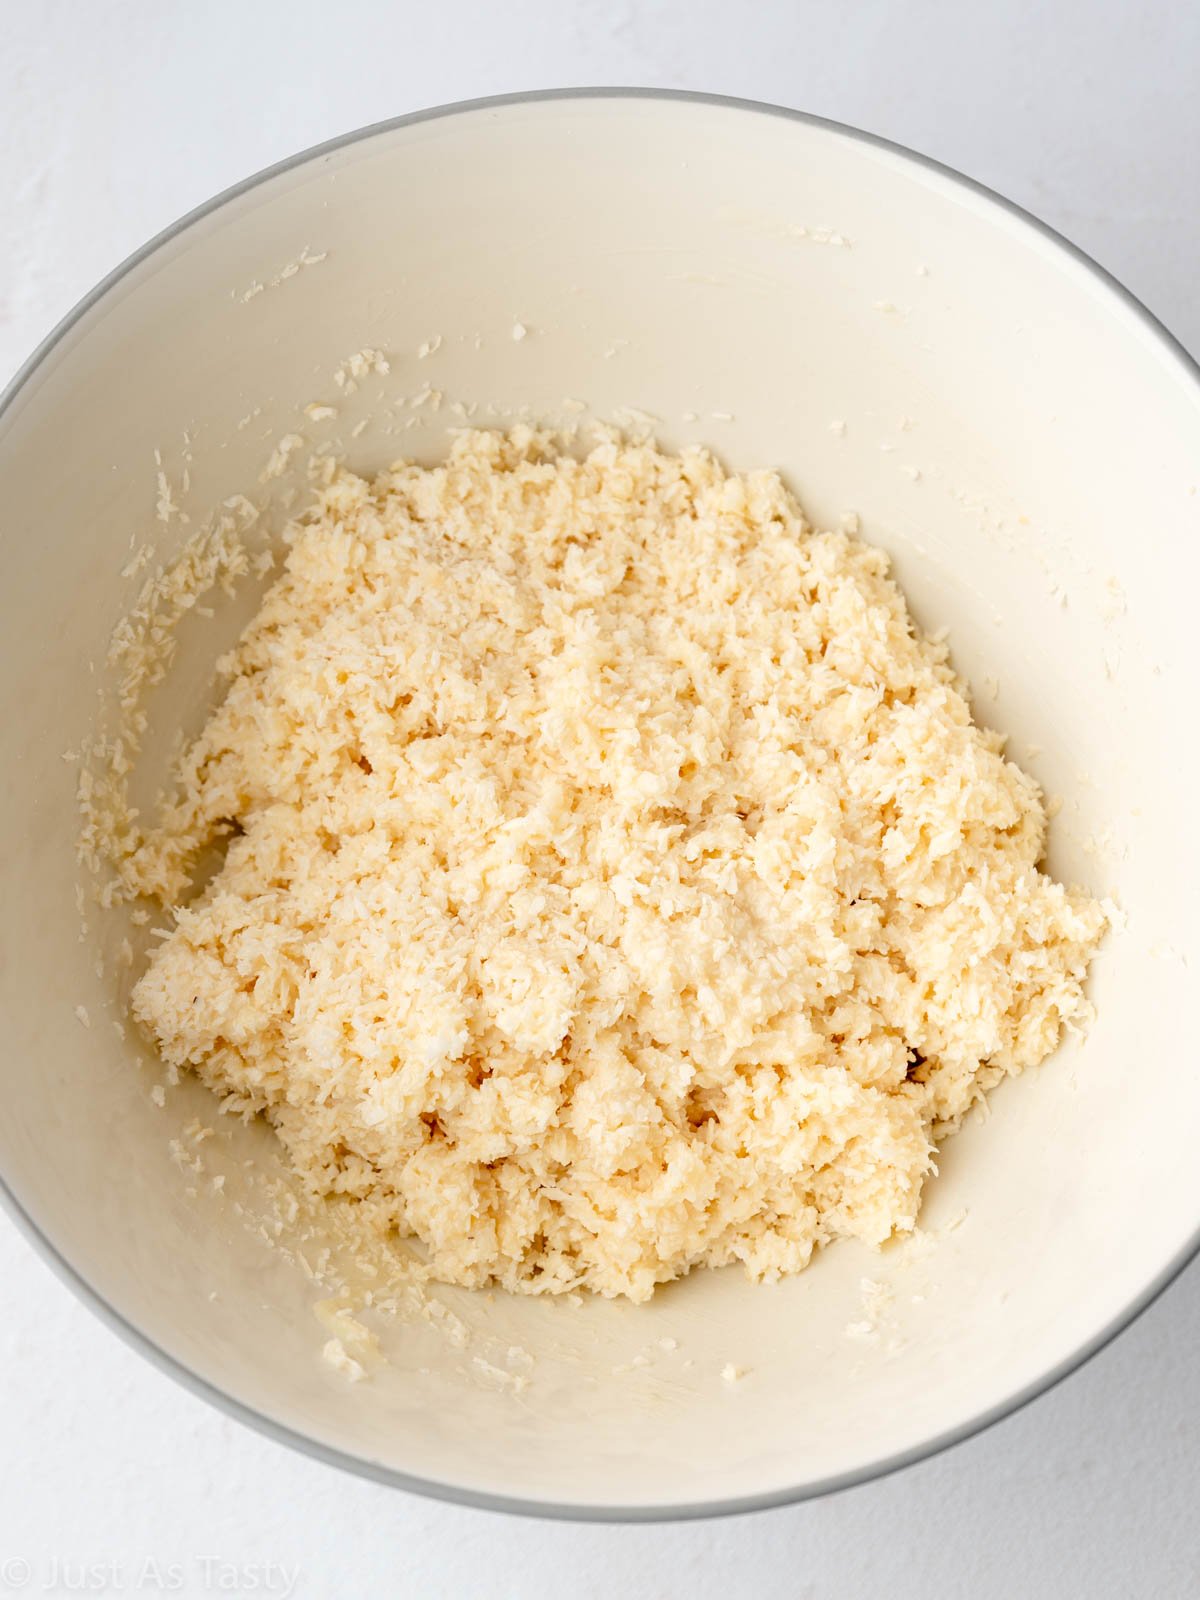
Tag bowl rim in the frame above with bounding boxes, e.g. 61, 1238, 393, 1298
2, 85, 1199, 1524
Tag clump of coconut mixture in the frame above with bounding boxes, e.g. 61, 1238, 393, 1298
120, 427, 1105, 1301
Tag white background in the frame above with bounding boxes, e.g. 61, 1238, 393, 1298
2, 2, 1198, 1595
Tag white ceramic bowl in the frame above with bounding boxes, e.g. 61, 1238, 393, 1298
2, 91, 1199, 1520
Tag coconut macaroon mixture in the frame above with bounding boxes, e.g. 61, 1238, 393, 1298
117, 427, 1105, 1302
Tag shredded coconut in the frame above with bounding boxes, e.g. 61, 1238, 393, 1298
114, 427, 1104, 1303
321, 1337, 365, 1382
332, 347, 390, 393
261, 433, 305, 482
76, 498, 259, 908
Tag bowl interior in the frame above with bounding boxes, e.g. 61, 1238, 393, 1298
2, 94, 1199, 1514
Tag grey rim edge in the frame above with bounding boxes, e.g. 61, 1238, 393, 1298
1, 85, 1198, 1525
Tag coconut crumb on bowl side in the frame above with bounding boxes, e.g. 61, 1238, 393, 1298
83, 425, 1106, 1304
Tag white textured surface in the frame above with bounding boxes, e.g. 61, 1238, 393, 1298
2, 2, 1198, 1594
